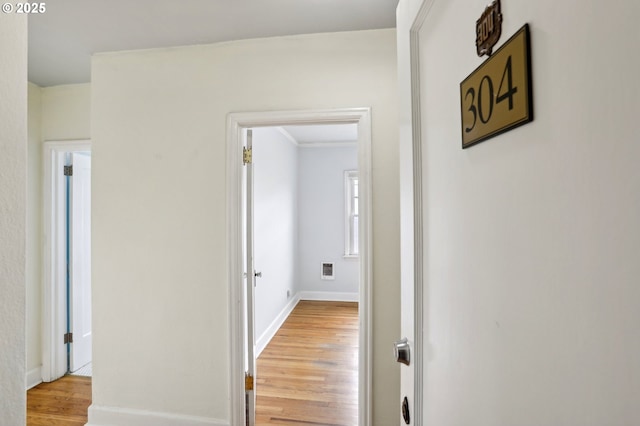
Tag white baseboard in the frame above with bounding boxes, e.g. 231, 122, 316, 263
26, 366, 42, 390
299, 291, 359, 302
87, 405, 228, 426
256, 294, 300, 357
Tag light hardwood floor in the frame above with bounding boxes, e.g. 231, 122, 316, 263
25, 301, 358, 426
256, 300, 359, 426
27, 375, 91, 426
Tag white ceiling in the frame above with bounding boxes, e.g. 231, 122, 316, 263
28, 0, 398, 87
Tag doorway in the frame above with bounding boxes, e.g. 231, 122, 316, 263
227, 108, 373, 426
251, 124, 360, 424
42, 140, 92, 382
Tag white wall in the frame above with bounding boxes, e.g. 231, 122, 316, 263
399, 0, 640, 425
91, 29, 399, 425
253, 127, 299, 341
42, 83, 91, 140
0, 12, 28, 425
298, 145, 358, 295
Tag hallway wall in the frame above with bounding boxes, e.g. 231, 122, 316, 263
91, 29, 399, 425
0, 12, 28, 424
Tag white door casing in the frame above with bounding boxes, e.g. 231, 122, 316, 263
227, 108, 372, 426
42, 140, 91, 382
398, 0, 434, 424
244, 129, 257, 426
69, 152, 92, 372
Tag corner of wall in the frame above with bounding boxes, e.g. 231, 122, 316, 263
26, 80, 44, 378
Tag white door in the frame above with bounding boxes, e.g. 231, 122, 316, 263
69, 152, 92, 372
244, 129, 257, 426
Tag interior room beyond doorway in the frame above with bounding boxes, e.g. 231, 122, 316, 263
249, 121, 362, 425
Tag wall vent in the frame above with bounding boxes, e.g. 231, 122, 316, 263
321, 262, 335, 280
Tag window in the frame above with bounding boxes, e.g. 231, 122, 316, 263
344, 170, 359, 257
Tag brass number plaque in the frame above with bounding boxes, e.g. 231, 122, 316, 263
460, 24, 533, 148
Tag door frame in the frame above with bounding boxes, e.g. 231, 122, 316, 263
42, 139, 91, 382
398, 0, 433, 423
227, 108, 372, 426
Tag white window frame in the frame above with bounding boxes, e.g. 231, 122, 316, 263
344, 170, 359, 258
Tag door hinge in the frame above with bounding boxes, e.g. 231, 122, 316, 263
243, 147, 252, 165
64, 332, 73, 344
245, 373, 254, 391
64, 165, 73, 176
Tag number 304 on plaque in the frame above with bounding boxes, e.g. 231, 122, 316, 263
460, 24, 533, 148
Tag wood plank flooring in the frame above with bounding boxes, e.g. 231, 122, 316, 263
25, 301, 357, 426
27, 375, 92, 426
256, 300, 359, 426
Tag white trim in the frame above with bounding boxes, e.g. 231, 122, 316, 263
356, 109, 373, 426
26, 366, 43, 390
86, 405, 227, 426
408, 3, 433, 423
397, 0, 433, 423
256, 294, 301, 357
42, 140, 91, 382
299, 291, 359, 302
226, 115, 244, 426
227, 108, 372, 426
